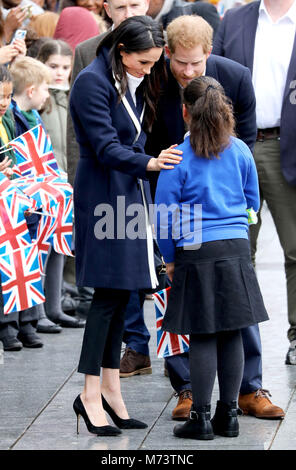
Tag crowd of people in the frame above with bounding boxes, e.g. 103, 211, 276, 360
0, 0, 295, 442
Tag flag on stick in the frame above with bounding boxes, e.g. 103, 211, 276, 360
153, 287, 189, 358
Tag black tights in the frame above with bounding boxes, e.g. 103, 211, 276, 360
189, 330, 244, 408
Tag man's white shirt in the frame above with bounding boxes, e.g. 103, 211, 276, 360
252, 0, 296, 128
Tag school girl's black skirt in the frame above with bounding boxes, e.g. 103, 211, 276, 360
162, 238, 269, 335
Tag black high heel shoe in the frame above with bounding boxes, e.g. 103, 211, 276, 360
101, 395, 148, 429
73, 394, 122, 436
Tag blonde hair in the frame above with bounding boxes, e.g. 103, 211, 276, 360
10, 56, 52, 95
166, 15, 213, 54
27, 12, 60, 38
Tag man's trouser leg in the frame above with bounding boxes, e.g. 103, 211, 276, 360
250, 139, 296, 342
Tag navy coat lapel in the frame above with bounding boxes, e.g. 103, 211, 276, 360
205, 55, 217, 77
284, 32, 296, 103
125, 87, 144, 122
242, 1, 260, 74
162, 63, 185, 143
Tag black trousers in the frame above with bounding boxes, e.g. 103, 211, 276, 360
77, 288, 131, 376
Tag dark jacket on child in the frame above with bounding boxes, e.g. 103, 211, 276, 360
0, 109, 17, 167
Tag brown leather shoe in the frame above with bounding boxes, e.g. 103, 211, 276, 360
120, 347, 152, 377
239, 389, 285, 420
172, 390, 193, 421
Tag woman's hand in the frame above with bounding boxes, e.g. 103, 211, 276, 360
11, 38, 27, 57
166, 262, 175, 282
0, 44, 21, 64
4, 6, 27, 43
146, 144, 183, 171
0, 156, 12, 173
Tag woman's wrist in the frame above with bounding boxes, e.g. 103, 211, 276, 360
3, 26, 14, 44
146, 157, 158, 172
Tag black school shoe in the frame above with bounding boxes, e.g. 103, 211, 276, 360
17, 332, 43, 348
173, 405, 214, 440
1, 336, 23, 351
48, 312, 86, 328
211, 400, 239, 437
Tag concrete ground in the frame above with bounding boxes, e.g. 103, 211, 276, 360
0, 203, 295, 453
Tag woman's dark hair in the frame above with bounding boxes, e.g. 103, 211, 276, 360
37, 38, 73, 63
97, 15, 167, 132
0, 64, 12, 84
183, 76, 236, 159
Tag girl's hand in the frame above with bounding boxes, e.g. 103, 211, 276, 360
146, 144, 183, 171
166, 262, 175, 282
0, 156, 12, 172
2, 167, 14, 178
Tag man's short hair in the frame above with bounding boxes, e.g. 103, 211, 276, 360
166, 15, 213, 54
9, 56, 52, 95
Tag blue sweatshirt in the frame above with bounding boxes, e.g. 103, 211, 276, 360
155, 135, 260, 263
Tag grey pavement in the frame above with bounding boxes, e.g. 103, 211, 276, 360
0, 203, 295, 451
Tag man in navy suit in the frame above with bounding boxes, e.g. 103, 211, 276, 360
146, 14, 285, 421
212, 0, 296, 368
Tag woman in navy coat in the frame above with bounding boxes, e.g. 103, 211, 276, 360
70, 16, 182, 435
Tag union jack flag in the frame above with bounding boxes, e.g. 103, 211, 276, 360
13, 174, 74, 258
153, 287, 189, 358
14, 174, 72, 213
0, 191, 34, 256
52, 197, 73, 256
9, 125, 60, 178
0, 243, 45, 314
36, 207, 56, 272
0, 172, 16, 194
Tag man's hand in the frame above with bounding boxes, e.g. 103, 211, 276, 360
166, 262, 175, 282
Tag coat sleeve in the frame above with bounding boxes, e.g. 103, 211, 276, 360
154, 163, 184, 263
242, 146, 260, 212
70, 70, 151, 179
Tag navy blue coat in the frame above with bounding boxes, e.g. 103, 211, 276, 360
212, 0, 296, 186
70, 47, 155, 290
146, 56, 257, 198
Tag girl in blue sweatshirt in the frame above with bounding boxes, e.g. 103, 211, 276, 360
155, 76, 269, 441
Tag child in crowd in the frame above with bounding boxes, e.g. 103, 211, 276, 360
0, 66, 16, 176
0, 64, 43, 351
38, 38, 73, 173
155, 76, 269, 440
9, 57, 85, 334
37, 39, 78, 312
9, 56, 50, 135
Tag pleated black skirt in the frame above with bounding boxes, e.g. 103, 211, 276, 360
162, 239, 269, 335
